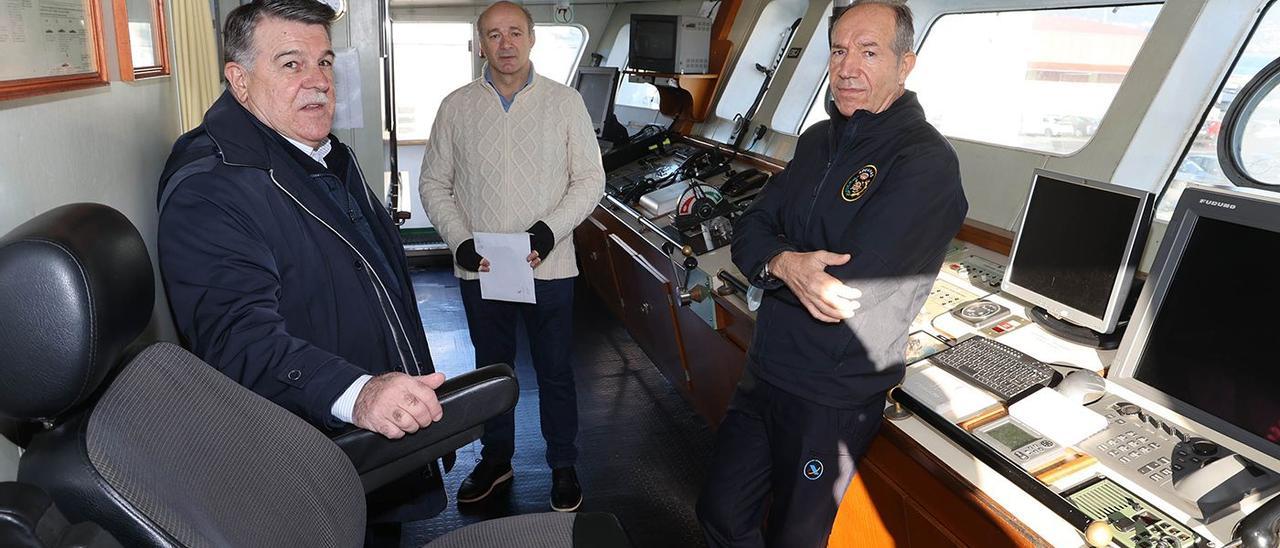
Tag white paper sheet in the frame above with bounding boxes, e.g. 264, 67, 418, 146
474, 232, 536, 304
1008, 387, 1107, 447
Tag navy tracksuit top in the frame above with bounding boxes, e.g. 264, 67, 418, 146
731, 91, 968, 409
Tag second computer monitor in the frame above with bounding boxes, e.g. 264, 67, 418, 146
572, 67, 620, 136
1002, 169, 1153, 336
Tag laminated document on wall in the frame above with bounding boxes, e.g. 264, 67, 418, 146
1008, 387, 1107, 447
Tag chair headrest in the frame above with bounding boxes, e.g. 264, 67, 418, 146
0, 204, 154, 421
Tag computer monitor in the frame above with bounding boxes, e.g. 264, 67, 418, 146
1110, 184, 1280, 464
629, 14, 711, 74
572, 67, 619, 136
1001, 169, 1153, 346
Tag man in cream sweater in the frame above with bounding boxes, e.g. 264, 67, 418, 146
419, 1, 605, 512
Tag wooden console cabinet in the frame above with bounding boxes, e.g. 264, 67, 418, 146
575, 204, 1040, 546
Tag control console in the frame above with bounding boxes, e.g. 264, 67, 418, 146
943, 252, 1006, 293
1063, 476, 1202, 548
1083, 395, 1280, 521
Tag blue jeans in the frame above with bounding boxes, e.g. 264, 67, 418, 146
459, 278, 579, 468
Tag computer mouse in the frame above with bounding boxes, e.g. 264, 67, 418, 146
1054, 369, 1106, 405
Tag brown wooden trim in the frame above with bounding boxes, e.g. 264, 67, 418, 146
878, 421, 1051, 545
957, 405, 1007, 431
114, 0, 172, 81
1, 0, 109, 101
1034, 453, 1096, 484
957, 219, 1015, 256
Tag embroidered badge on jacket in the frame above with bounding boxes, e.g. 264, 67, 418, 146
841, 165, 877, 202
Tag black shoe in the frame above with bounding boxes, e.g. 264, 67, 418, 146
457, 459, 513, 504
550, 466, 582, 512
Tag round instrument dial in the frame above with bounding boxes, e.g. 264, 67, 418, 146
958, 301, 1003, 321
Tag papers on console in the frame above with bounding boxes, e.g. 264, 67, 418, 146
901, 365, 1002, 423
474, 232, 536, 304
1009, 387, 1107, 447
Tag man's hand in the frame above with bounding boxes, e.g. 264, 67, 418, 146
456, 240, 490, 272
352, 371, 446, 439
769, 250, 862, 323
527, 221, 553, 269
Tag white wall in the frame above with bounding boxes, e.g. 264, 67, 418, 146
0, 0, 181, 482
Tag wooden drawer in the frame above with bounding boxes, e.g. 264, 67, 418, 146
574, 215, 622, 319
607, 233, 689, 395
676, 304, 745, 426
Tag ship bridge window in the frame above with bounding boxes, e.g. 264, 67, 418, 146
911, 4, 1162, 155
392, 21, 475, 142
605, 24, 660, 110
1159, 2, 1280, 220
530, 25, 589, 86
391, 22, 588, 141
715, 0, 808, 123
771, 1, 834, 135
798, 76, 829, 134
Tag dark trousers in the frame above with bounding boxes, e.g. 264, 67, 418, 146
460, 278, 579, 468
697, 371, 885, 548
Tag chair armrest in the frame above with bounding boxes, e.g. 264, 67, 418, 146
332, 364, 518, 492
0, 481, 122, 548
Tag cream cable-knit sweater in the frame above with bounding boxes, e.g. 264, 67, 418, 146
419, 72, 606, 281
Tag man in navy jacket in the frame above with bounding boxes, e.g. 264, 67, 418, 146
157, 1, 444, 544
698, 1, 968, 546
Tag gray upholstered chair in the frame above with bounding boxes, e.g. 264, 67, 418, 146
0, 203, 629, 548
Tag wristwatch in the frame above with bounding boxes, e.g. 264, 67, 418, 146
759, 261, 774, 283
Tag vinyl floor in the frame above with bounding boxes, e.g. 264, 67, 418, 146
402, 267, 714, 548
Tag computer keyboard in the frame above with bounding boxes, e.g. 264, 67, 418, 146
928, 336, 1054, 402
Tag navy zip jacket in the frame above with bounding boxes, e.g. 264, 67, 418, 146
732, 91, 968, 409
157, 91, 435, 432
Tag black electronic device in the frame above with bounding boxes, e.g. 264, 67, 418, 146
719, 168, 770, 198
602, 127, 669, 172
1002, 169, 1153, 349
572, 66, 627, 144
629, 14, 711, 74
928, 336, 1055, 402
1110, 184, 1280, 470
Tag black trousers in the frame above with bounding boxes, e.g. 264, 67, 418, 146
459, 278, 579, 468
697, 371, 885, 548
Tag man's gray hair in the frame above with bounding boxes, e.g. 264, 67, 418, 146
843, 0, 915, 57
476, 1, 535, 36
224, 0, 335, 69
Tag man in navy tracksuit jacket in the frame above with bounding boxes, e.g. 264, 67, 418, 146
698, 2, 968, 546
156, 2, 445, 544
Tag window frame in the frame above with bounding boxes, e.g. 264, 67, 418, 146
1156, 0, 1280, 215
1217, 55, 1280, 189
909, 2, 1165, 157
530, 23, 591, 85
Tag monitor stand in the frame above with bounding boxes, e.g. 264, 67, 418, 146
1028, 307, 1124, 350
1029, 278, 1145, 351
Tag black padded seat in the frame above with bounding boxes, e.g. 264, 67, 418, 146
0, 203, 628, 547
